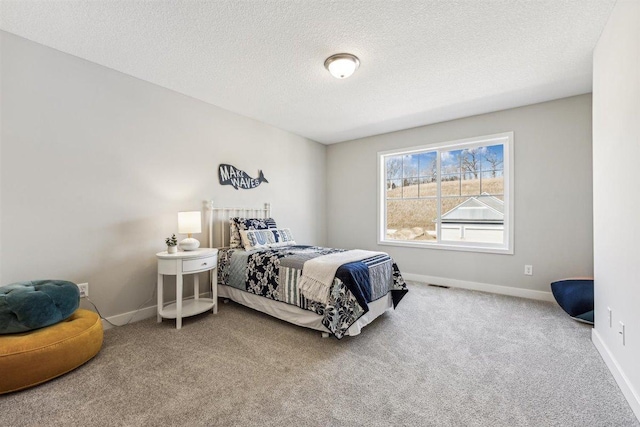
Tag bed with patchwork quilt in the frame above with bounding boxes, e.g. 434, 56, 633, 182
205, 206, 408, 338
217, 244, 408, 338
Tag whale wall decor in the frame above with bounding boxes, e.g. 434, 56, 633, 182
218, 163, 269, 190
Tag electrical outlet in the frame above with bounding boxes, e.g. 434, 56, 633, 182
608, 307, 612, 327
77, 283, 89, 298
524, 265, 533, 276
619, 321, 625, 346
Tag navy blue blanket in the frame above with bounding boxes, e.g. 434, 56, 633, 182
336, 261, 371, 313
336, 257, 408, 315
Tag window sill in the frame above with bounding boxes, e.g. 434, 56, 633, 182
377, 239, 514, 255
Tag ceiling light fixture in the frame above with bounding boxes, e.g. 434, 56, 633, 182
324, 53, 360, 79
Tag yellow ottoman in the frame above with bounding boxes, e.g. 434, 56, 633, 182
0, 309, 103, 394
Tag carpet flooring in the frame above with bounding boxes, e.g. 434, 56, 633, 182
1, 282, 638, 426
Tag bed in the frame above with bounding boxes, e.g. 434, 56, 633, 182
205, 202, 408, 338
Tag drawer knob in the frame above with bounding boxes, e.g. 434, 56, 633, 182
202, 262, 207, 266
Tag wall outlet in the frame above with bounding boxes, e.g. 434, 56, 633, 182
524, 265, 533, 276
619, 321, 625, 346
77, 283, 89, 298
608, 307, 612, 327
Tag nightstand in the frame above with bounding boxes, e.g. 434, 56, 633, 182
156, 248, 218, 329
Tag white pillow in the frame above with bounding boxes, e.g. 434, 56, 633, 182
240, 228, 296, 251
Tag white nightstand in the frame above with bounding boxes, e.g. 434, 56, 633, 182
156, 248, 218, 329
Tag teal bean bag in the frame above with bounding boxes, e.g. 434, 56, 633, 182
0, 280, 80, 334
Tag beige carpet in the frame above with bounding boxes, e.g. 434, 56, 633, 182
1, 282, 637, 426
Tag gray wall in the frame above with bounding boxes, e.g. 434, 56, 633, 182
0, 32, 327, 318
592, 0, 640, 418
327, 94, 593, 296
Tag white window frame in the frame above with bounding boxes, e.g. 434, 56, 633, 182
377, 132, 514, 254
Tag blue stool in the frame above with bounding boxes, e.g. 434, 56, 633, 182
550, 278, 594, 324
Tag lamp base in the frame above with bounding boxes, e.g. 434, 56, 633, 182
179, 237, 200, 251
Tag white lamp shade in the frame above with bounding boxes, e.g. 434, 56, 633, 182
325, 54, 360, 79
178, 211, 202, 234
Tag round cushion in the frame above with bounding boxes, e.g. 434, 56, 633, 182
0, 309, 103, 394
550, 278, 594, 324
0, 280, 80, 334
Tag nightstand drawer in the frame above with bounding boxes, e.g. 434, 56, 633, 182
182, 255, 217, 273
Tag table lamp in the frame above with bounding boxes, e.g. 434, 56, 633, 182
178, 211, 201, 251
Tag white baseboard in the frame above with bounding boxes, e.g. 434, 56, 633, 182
98, 276, 554, 330
592, 329, 640, 421
403, 273, 555, 302
99, 293, 214, 330
101, 305, 157, 330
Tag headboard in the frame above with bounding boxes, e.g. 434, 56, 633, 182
203, 201, 271, 248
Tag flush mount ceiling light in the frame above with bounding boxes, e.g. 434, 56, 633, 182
324, 53, 360, 79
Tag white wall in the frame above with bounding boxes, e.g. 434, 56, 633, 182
327, 95, 593, 299
0, 31, 327, 318
592, 0, 640, 419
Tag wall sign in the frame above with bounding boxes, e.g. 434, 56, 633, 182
218, 164, 269, 190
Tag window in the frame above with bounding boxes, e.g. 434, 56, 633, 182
378, 132, 513, 254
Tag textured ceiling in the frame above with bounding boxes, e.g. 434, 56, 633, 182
0, 1, 616, 144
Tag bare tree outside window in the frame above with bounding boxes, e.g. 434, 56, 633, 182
485, 150, 503, 178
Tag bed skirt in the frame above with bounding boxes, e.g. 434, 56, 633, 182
218, 284, 393, 336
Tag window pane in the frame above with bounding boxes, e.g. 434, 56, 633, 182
386, 179, 402, 198
402, 177, 419, 198
419, 177, 436, 197
441, 174, 461, 196
441, 196, 465, 221
403, 154, 419, 178
480, 171, 504, 195
460, 176, 481, 196
386, 156, 403, 180
441, 149, 462, 175
418, 152, 437, 177
459, 148, 483, 182
386, 199, 437, 241
481, 144, 504, 175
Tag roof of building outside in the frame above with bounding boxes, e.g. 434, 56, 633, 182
441, 193, 504, 224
